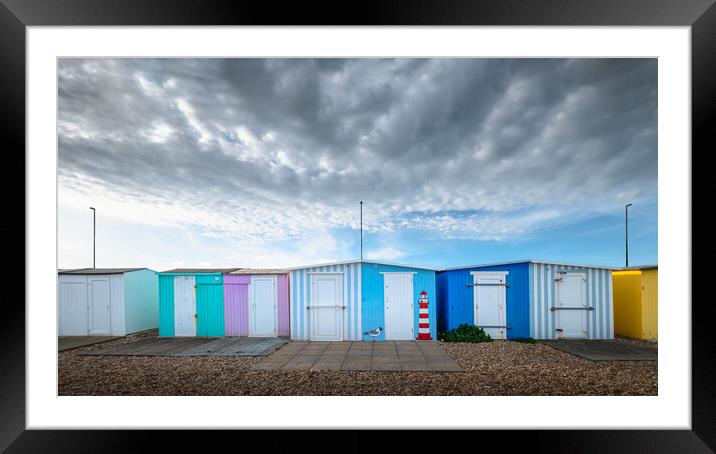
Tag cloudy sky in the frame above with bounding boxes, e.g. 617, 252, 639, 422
58, 58, 657, 270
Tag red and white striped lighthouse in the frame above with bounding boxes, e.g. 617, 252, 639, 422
416, 290, 433, 340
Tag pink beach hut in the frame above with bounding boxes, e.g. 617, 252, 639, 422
223, 269, 290, 337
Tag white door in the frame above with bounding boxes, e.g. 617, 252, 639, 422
250, 275, 278, 337
88, 278, 111, 335
473, 272, 507, 339
556, 272, 588, 338
384, 273, 414, 340
310, 274, 343, 341
58, 278, 89, 335
174, 275, 196, 336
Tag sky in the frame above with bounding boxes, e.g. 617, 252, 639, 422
57, 58, 657, 271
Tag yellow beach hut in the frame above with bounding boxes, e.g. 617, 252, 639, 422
612, 265, 658, 340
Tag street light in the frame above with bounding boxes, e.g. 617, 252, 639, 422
360, 201, 364, 261
625, 203, 632, 267
89, 207, 96, 269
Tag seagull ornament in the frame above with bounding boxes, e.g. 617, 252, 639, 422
363, 327, 383, 342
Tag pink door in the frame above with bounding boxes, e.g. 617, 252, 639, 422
224, 275, 249, 336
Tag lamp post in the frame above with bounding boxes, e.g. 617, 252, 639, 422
90, 207, 96, 269
360, 201, 363, 261
625, 203, 632, 267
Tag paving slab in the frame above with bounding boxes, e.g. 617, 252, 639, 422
373, 356, 399, 363
253, 341, 462, 372
311, 362, 343, 371
82, 337, 287, 357
342, 362, 372, 371
58, 336, 123, 352
401, 363, 431, 371
540, 340, 657, 361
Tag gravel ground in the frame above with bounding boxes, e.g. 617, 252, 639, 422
59, 331, 657, 396
614, 335, 659, 348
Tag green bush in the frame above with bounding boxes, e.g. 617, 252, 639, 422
511, 337, 536, 344
439, 323, 492, 343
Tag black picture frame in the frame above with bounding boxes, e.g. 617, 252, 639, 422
5, 0, 709, 451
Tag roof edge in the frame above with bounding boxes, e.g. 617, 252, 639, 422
58, 267, 151, 275
439, 259, 621, 272
284, 259, 436, 271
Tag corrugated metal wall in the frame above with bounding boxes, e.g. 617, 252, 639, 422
158, 274, 175, 336
361, 263, 437, 342
123, 269, 158, 334
531, 263, 613, 339
196, 274, 225, 336
58, 275, 89, 336
436, 262, 531, 339
277, 274, 290, 337
58, 273, 127, 336
613, 269, 657, 340
289, 263, 361, 340
641, 270, 658, 340
108, 274, 126, 335
160, 272, 289, 338
612, 271, 643, 339
224, 275, 249, 336
436, 271, 449, 333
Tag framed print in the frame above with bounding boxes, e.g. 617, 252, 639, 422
7, 0, 711, 450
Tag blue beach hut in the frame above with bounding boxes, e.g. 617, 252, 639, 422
286, 260, 437, 342
437, 260, 616, 340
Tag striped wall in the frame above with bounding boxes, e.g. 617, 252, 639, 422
530, 263, 613, 339
289, 263, 362, 340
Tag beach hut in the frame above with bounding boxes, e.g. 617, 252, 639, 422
158, 268, 238, 337
436, 260, 616, 340
286, 260, 437, 342
223, 269, 290, 338
58, 268, 158, 336
612, 265, 658, 340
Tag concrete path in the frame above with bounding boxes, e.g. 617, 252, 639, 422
540, 339, 657, 361
253, 341, 463, 372
59, 336, 122, 352
81, 337, 287, 357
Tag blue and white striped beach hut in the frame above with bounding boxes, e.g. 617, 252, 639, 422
437, 260, 616, 340
286, 260, 437, 342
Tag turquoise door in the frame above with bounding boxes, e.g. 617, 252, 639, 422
196, 275, 225, 336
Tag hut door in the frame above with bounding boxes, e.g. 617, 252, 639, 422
224, 281, 249, 337
59, 277, 89, 335
250, 276, 278, 337
555, 272, 588, 338
383, 273, 414, 340
472, 272, 508, 339
88, 278, 111, 335
174, 275, 196, 336
310, 274, 343, 341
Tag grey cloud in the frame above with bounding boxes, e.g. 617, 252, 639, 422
58, 58, 657, 239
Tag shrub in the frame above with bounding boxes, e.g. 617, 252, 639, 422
439, 324, 492, 343
511, 337, 536, 344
